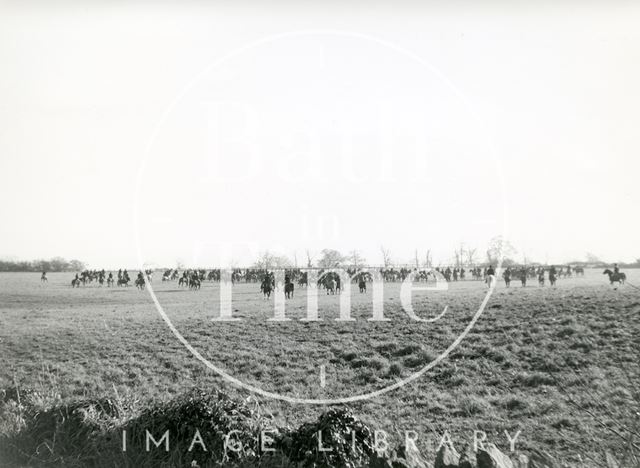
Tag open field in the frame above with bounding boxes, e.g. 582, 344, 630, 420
1, 269, 639, 466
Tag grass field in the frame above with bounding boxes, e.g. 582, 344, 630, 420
1, 269, 639, 466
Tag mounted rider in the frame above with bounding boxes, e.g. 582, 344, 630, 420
486, 264, 495, 287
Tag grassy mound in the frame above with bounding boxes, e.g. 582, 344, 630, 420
0, 387, 382, 467
279, 408, 375, 466
1, 395, 124, 466
120, 390, 271, 467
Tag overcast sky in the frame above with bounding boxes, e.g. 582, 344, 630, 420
1, 2, 639, 269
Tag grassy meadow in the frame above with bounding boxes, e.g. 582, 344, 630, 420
0, 269, 639, 466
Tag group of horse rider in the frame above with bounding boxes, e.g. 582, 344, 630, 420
69, 269, 114, 287
500, 265, 559, 287
63, 268, 153, 288
58, 262, 623, 291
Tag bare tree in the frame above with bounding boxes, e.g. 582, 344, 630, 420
380, 246, 392, 268
305, 250, 314, 268
423, 249, 432, 268
465, 247, 478, 266
349, 250, 366, 268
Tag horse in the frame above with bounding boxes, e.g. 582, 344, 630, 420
503, 271, 511, 288
189, 276, 201, 290
71, 278, 81, 288
284, 281, 294, 299
117, 278, 130, 287
135, 277, 145, 290
485, 274, 495, 288
260, 279, 272, 298
603, 269, 626, 289
325, 278, 337, 295
298, 272, 308, 288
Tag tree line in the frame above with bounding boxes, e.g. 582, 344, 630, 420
0, 257, 86, 272
248, 238, 639, 271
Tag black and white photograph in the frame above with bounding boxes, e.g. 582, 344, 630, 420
1, 2, 639, 467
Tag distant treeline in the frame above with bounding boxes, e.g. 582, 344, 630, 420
0, 257, 86, 272
494, 260, 640, 268
565, 260, 640, 268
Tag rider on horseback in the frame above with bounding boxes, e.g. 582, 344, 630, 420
486, 265, 496, 287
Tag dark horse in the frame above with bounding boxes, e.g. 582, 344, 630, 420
603, 269, 626, 289
325, 278, 337, 295
284, 281, 294, 299
189, 278, 201, 290
298, 272, 308, 288
261, 279, 273, 298
135, 277, 146, 290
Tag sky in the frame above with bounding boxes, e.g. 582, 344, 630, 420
1, 1, 639, 269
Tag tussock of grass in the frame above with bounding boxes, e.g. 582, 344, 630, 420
551, 417, 577, 429
393, 344, 422, 357
502, 396, 529, 412
457, 395, 491, 416
336, 350, 359, 362
350, 357, 387, 371
515, 372, 556, 388
387, 362, 403, 377
374, 342, 399, 356
403, 350, 437, 368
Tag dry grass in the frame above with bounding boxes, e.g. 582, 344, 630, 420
1, 270, 639, 466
